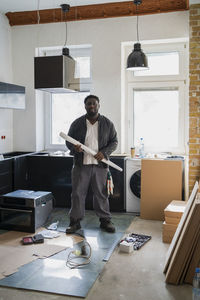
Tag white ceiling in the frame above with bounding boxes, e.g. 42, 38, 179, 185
0, 0, 199, 14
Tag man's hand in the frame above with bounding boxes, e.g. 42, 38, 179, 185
94, 151, 105, 161
74, 144, 83, 152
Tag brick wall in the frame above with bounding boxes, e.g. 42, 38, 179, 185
189, 4, 200, 193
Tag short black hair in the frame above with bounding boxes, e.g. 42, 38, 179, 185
84, 95, 99, 104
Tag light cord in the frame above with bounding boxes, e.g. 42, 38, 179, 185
136, 3, 139, 42
37, 0, 40, 25
64, 21, 68, 47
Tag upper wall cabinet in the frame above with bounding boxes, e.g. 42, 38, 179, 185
0, 82, 25, 109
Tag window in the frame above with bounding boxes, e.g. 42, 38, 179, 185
123, 39, 189, 154
74, 56, 90, 78
133, 88, 179, 151
44, 45, 92, 150
51, 92, 89, 145
134, 52, 179, 77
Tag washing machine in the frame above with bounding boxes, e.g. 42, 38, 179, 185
125, 158, 141, 214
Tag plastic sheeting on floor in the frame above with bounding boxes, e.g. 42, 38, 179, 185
0, 209, 134, 298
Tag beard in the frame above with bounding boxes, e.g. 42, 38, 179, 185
87, 110, 97, 117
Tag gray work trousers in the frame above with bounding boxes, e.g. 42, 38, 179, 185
69, 164, 111, 221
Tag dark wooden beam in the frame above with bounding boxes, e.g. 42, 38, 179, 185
6, 0, 189, 27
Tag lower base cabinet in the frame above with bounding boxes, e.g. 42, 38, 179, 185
23, 155, 125, 212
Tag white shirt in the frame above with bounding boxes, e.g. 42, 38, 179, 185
83, 119, 98, 165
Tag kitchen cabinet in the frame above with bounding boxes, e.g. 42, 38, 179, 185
23, 155, 126, 211
26, 155, 73, 208
13, 156, 29, 190
3, 152, 37, 191
0, 159, 13, 195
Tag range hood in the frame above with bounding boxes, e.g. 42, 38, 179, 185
0, 82, 25, 109
34, 49, 83, 93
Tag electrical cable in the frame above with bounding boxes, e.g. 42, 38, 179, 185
64, 21, 68, 47
60, 4, 70, 48
37, 0, 40, 25
136, 4, 139, 42
35, 0, 41, 55
66, 240, 92, 269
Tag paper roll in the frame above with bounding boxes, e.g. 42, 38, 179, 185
59, 131, 123, 172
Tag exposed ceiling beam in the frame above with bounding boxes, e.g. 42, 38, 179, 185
6, 0, 189, 27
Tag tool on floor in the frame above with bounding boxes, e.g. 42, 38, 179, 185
119, 241, 134, 253
66, 230, 92, 269
22, 234, 44, 245
119, 233, 151, 252
47, 221, 59, 230
59, 132, 123, 172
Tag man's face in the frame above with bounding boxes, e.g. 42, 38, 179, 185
85, 98, 100, 117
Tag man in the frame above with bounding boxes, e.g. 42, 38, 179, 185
65, 94, 118, 234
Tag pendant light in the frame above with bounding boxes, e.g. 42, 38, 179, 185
126, 0, 148, 71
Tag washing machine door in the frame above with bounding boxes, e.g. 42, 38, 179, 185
130, 170, 141, 198
126, 158, 141, 213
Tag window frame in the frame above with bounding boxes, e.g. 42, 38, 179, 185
122, 38, 189, 155
45, 91, 90, 151
127, 81, 186, 154
126, 42, 187, 83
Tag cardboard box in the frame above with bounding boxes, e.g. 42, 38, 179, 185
164, 200, 187, 218
163, 221, 177, 233
141, 159, 183, 221
163, 228, 176, 241
165, 216, 181, 225
162, 235, 173, 244
162, 222, 177, 244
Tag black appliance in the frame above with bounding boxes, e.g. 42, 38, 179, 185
34, 54, 81, 93
0, 190, 53, 233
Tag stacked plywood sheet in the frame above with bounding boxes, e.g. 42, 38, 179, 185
162, 200, 187, 243
163, 181, 200, 285
141, 159, 183, 221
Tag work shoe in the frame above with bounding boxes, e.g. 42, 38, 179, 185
66, 221, 81, 234
100, 219, 116, 233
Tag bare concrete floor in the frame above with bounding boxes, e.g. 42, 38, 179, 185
0, 217, 192, 300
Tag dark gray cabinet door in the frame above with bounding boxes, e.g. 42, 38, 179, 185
26, 156, 73, 208
0, 159, 13, 195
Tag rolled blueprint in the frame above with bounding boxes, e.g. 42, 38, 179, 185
59, 131, 123, 172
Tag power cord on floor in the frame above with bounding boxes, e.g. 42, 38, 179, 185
66, 239, 92, 269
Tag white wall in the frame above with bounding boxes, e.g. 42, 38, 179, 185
11, 11, 189, 152
0, 13, 13, 153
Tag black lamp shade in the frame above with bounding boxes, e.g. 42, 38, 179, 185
127, 43, 148, 71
